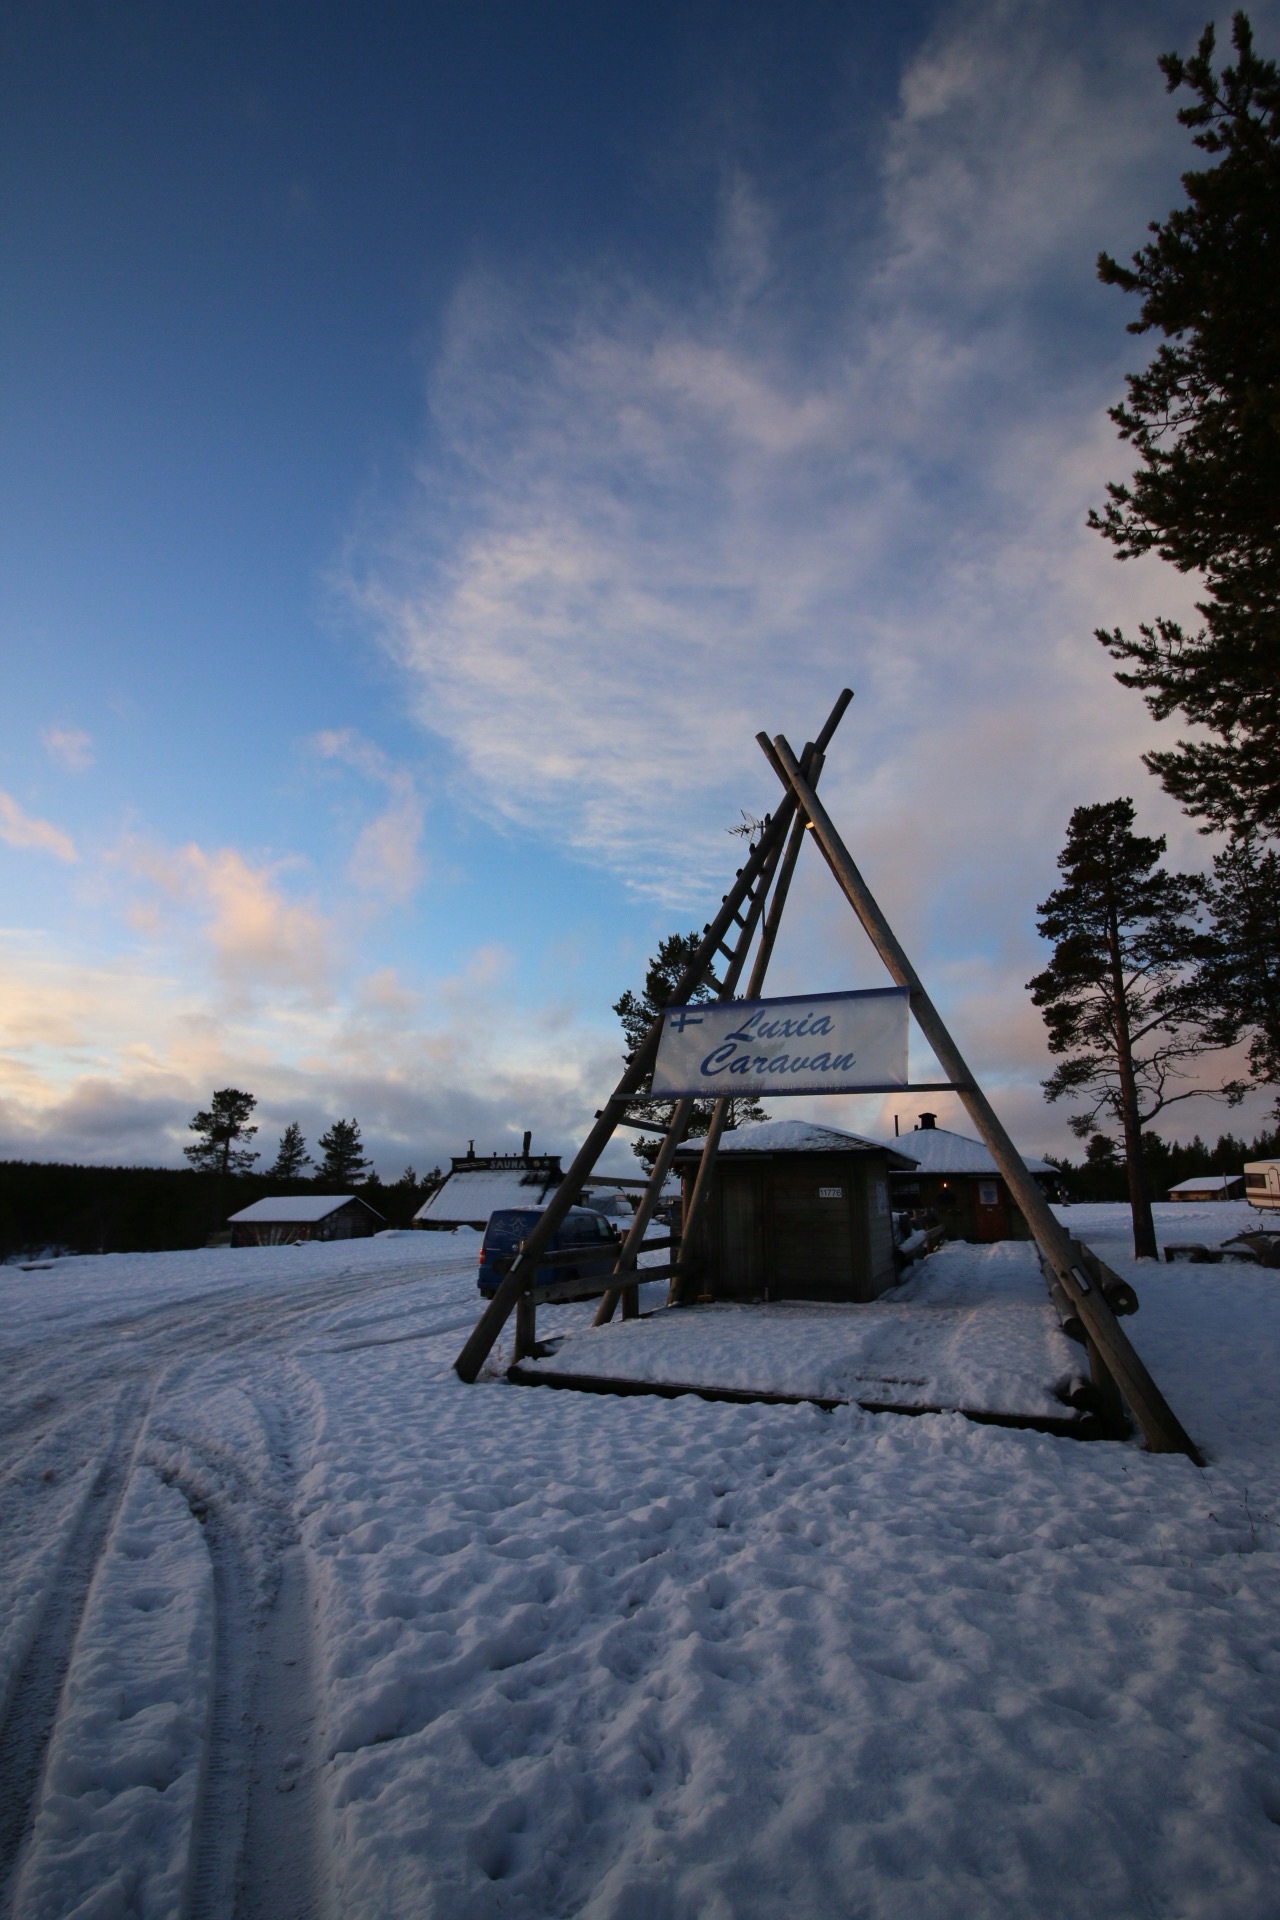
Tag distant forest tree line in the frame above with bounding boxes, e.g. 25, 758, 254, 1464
1045, 1121, 1280, 1207
0, 1092, 443, 1262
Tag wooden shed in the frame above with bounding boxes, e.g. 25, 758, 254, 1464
1169, 1174, 1244, 1202
227, 1194, 385, 1247
672, 1119, 917, 1304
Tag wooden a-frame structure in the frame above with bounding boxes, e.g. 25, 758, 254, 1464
454, 691, 1202, 1464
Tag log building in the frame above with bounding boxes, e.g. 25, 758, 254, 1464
672, 1119, 916, 1303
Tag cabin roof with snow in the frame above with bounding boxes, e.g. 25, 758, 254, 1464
415, 1153, 563, 1227
1169, 1174, 1244, 1194
227, 1194, 381, 1225
878, 1124, 1053, 1178
672, 1118, 918, 1169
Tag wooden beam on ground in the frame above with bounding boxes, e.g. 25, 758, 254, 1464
763, 731, 1203, 1465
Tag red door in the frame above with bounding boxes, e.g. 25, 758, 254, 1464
973, 1178, 1007, 1242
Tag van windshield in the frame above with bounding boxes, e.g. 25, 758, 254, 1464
485, 1210, 542, 1253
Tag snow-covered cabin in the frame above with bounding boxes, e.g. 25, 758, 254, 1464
1169, 1174, 1244, 1203
227, 1194, 385, 1247
672, 1119, 917, 1303
879, 1112, 1057, 1242
414, 1137, 563, 1231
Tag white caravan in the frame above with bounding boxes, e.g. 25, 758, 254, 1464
1244, 1161, 1280, 1212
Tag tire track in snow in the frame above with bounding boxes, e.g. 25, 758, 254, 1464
234, 1369, 334, 1920
0, 1252, 475, 1915
236, 1538, 334, 1920
176, 1370, 334, 1920
0, 1391, 154, 1916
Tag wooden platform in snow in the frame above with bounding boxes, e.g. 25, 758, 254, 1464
509, 1241, 1119, 1441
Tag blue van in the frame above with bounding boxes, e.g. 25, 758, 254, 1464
477, 1205, 621, 1298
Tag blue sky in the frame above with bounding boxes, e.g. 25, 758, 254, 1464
3, 0, 1275, 1179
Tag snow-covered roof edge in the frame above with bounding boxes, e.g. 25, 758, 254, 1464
414, 1163, 561, 1223
228, 1194, 382, 1224
672, 1118, 918, 1169
871, 1126, 1054, 1178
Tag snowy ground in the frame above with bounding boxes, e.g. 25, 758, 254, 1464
520, 1239, 1084, 1421
1, 1205, 1279, 1918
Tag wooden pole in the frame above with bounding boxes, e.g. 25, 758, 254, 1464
670, 747, 827, 1306
593, 1096, 697, 1324
453, 693, 853, 1383
666, 694, 854, 1307
454, 759, 809, 1383
764, 732, 1202, 1464
596, 749, 812, 1325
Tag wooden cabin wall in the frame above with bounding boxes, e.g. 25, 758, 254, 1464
683, 1152, 901, 1304
769, 1155, 858, 1300
890, 1172, 1033, 1243
863, 1165, 897, 1296
715, 1164, 768, 1297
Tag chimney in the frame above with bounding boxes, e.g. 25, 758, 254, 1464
522, 1129, 532, 1158
918, 1112, 937, 1130
467, 1139, 475, 1160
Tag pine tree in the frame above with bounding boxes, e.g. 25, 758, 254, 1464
316, 1117, 371, 1186
1027, 799, 1228, 1257
1090, 14, 1280, 837
184, 1089, 259, 1179
614, 931, 766, 1165
267, 1122, 312, 1181
1201, 832, 1280, 1101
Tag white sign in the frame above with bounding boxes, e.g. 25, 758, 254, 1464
650, 987, 909, 1099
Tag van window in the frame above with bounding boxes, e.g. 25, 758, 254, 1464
484, 1210, 542, 1253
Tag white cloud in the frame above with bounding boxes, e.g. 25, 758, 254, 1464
0, 928, 627, 1174
337, 0, 1273, 1156
314, 728, 426, 903
0, 791, 77, 863
347, 1, 1208, 917
41, 726, 94, 772
117, 837, 334, 1006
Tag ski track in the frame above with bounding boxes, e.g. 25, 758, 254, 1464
0, 1244, 480, 1919
0, 1390, 155, 1913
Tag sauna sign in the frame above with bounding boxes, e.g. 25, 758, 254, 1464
651, 986, 909, 1099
